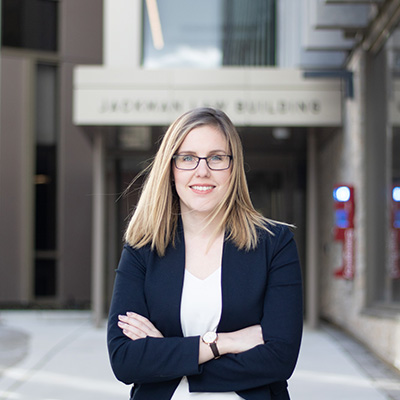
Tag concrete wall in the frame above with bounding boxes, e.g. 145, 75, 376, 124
57, 0, 103, 306
0, 55, 35, 303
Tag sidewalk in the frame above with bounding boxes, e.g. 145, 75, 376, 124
0, 311, 399, 400
290, 324, 400, 400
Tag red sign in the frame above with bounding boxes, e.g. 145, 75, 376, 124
333, 185, 355, 279
334, 228, 355, 279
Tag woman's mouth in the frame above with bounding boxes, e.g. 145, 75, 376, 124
190, 185, 214, 193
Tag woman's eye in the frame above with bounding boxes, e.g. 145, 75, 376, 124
182, 155, 195, 162
209, 155, 223, 162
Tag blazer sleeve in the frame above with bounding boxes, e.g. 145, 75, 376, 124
188, 225, 303, 393
107, 244, 201, 385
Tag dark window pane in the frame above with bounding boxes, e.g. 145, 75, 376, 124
35, 259, 56, 297
35, 145, 57, 250
34, 63, 57, 251
1, 0, 58, 51
222, 0, 276, 66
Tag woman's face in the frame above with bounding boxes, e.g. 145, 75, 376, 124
172, 125, 232, 218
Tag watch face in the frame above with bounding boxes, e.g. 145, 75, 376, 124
203, 331, 217, 344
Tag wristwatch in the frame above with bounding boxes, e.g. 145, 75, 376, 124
202, 331, 220, 359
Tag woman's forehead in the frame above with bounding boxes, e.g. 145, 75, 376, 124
178, 125, 229, 152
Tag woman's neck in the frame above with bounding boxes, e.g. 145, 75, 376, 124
180, 209, 225, 240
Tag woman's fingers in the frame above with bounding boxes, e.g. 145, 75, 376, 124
127, 312, 160, 334
126, 312, 164, 337
118, 312, 163, 340
117, 319, 147, 340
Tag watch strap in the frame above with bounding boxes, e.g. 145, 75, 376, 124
209, 341, 220, 359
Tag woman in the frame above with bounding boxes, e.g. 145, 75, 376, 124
107, 107, 303, 400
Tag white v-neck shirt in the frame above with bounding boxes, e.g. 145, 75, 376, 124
171, 267, 241, 399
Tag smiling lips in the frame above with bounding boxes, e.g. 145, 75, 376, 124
190, 185, 215, 193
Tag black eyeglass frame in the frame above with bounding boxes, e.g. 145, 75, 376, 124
172, 155, 233, 171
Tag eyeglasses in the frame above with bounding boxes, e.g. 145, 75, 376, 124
172, 154, 232, 171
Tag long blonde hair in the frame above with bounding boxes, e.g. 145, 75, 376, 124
124, 107, 276, 256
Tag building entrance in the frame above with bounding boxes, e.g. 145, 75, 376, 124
241, 127, 307, 270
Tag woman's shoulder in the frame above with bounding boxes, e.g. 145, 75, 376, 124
122, 231, 183, 260
121, 241, 154, 264
257, 220, 295, 246
123, 241, 150, 254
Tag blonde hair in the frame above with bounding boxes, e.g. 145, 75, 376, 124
124, 107, 277, 256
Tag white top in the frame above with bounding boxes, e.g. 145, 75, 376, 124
171, 268, 241, 399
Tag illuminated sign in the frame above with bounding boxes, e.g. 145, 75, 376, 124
393, 186, 400, 202
333, 186, 351, 202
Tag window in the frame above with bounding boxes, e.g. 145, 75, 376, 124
367, 26, 400, 307
1, 0, 58, 52
34, 63, 58, 297
142, 0, 276, 68
386, 31, 400, 304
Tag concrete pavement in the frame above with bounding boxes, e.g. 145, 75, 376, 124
0, 311, 399, 400
290, 325, 400, 400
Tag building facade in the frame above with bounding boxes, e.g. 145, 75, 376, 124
0, 0, 102, 307
1, 0, 400, 372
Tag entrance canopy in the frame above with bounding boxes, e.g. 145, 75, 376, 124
73, 67, 342, 127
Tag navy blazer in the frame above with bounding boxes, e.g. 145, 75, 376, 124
107, 223, 303, 400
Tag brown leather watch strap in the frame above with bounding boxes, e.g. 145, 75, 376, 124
209, 341, 220, 359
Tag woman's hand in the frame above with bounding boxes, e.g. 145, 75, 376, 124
118, 312, 164, 341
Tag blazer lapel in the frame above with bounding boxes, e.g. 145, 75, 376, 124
145, 225, 186, 337
218, 238, 234, 332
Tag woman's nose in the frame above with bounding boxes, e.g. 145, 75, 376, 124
195, 158, 210, 176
